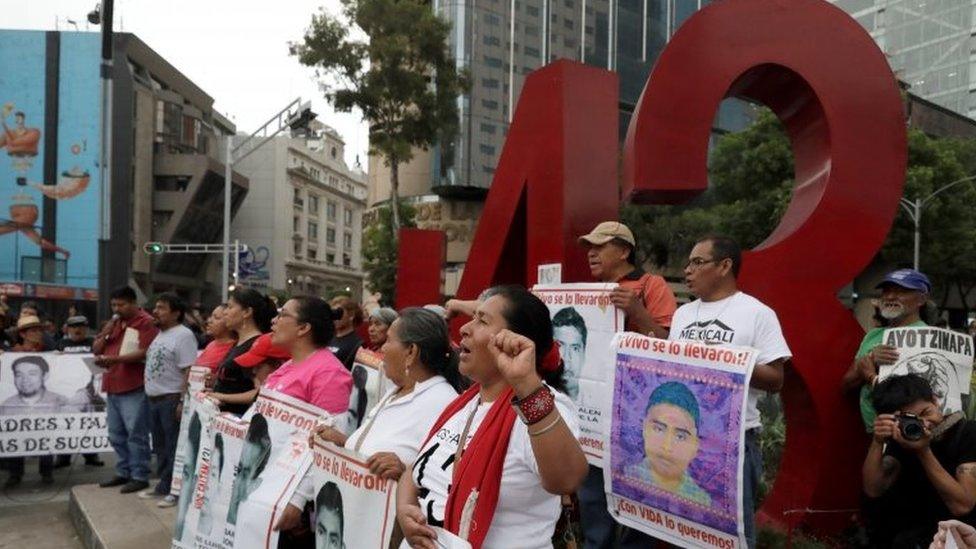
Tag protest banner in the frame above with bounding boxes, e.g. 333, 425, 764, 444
171, 365, 211, 496
880, 326, 975, 414
173, 393, 221, 549
173, 389, 330, 549
0, 352, 109, 457
309, 440, 398, 549
604, 333, 756, 548
532, 283, 623, 465
346, 348, 388, 434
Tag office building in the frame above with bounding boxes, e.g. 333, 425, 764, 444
832, 0, 976, 119
232, 121, 368, 298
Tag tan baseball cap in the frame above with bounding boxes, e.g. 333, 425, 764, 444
578, 221, 636, 247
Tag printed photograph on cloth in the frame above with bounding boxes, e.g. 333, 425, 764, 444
880, 326, 974, 414
0, 353, 104, 413
309, 440, 397, 549
0, 353, 108, 457
171, 365, 210, 496
229, 390, 324, 548
532, 283, 623, 465
346, 348, 389, 433
605, 333, 755, 547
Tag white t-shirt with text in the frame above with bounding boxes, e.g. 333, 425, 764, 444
668, 291, 792, 430
411, 389, 579, 549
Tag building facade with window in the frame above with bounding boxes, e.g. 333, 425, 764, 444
232, 121, 367, 298
0, 29, 250, 321
832, 0, 976, 119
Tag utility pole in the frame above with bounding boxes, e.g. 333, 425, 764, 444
221, 98, 316, 301
899, 174, 976, 270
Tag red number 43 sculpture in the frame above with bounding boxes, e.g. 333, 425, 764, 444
398, 0, 906, 534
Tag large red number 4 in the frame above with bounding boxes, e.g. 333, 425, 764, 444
448, 62, 620, 302
624, 0, 907, 531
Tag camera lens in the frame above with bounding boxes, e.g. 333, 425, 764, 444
899, 417, 925, 441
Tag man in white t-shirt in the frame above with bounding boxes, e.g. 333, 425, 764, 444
668, 236, 792, 548
138, 292, 199, 507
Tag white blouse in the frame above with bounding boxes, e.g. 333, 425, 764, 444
290, 375, 458, 507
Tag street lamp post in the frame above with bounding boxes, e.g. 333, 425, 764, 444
899, 174, 976, 271
221, 98, 316, 302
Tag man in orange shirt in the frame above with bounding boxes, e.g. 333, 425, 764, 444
576, 221, 678, 548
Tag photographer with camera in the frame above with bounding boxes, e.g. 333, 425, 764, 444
862, 374, 976, 547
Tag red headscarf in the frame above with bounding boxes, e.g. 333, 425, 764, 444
420, 384, 517, 548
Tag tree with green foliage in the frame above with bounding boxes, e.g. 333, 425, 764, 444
291, 0, 467, 238
885, 131, 976, 307
623, 108, 976, 312
622, 109, 794, 268
362, 203, 416, 305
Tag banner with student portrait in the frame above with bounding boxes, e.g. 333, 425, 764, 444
173, 389, 329, 549
172, 393, 221, 549
171, 365, 211, 496
346, 348, 389, 434
532, 283, 623, 465
879, 326, 975, 414
309, 440, 398, 549
604, 333, 756, 549
0, 352, 109, 457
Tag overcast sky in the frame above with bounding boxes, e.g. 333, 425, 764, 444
9, 0, 368, 168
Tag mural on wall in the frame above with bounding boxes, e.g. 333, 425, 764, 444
238, 246, 270, 286
0, 105, 69, 257
0, 31, 101, 288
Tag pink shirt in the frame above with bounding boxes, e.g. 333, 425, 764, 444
262, 348, 352, 415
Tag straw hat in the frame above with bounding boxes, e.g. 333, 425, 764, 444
16, 315, 43, 331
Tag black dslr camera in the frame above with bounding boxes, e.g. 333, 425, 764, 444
897, 413, 926, 441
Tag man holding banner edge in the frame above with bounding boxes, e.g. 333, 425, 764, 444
668, 236, 792, 548
575, 220, 678, 549
841, 268, 931, 432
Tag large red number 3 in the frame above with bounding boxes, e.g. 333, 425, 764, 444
624, 0, 906, 531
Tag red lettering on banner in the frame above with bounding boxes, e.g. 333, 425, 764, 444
193, 447, 212, 510
682, 344, 740, 366
253, 399, 317, 433
214, 420, 246, 440
618, 334, 651, 351
579, 437, 603, 451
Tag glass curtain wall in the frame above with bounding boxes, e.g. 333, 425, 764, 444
434, 0, 748, 191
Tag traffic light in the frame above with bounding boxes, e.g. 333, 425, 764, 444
287, 101, 317, 131
144, 242, 165, 255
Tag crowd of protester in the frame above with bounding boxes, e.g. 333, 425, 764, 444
1, 220, 975, 548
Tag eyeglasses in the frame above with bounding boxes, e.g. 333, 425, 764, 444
275, 310, 304, 323
684, 257, 723, 270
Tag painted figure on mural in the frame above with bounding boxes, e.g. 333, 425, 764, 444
0, 106, 41, 159
0, 204, 71, 257
0, 103, 72, 257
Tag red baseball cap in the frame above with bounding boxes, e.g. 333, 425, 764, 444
235, 333, 291, 367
